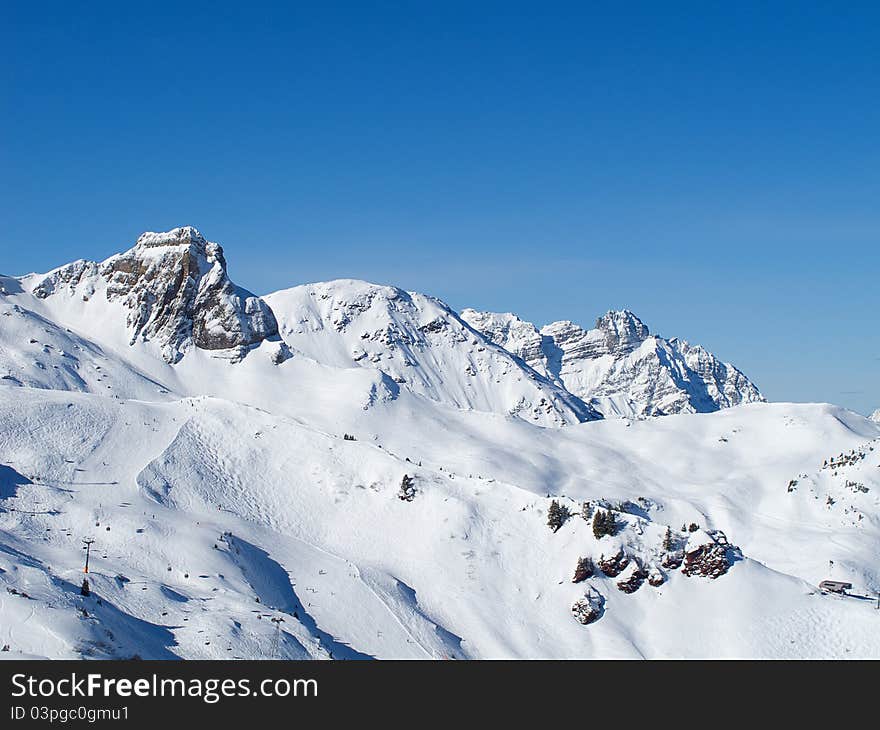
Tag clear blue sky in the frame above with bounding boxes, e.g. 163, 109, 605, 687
2, 2, 878, 414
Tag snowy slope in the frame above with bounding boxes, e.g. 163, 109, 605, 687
0, 285, 175, 400
2, 387, 879, 660
2, 227, 878, 660
266, 280, 599, 427
461, 308, 764, 417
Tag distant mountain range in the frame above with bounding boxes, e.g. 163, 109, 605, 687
461, 308, 763, 418
4, 225, 762, 424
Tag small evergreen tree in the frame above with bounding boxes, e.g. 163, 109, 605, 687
399, 474, 416, 502
662, 526, 674, 552
581, 501, 593, 520
547, 500, 569, 532
605, 509, 617, 536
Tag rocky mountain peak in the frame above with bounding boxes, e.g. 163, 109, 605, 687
595, 310, 650, 356
466, 306, 763, 418
30, 227, 279, 364
135, 225, 208, 250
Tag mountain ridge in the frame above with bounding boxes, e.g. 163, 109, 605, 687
8, 227, 764, 424
461, 307, 764, 418
265, 278, 600, 428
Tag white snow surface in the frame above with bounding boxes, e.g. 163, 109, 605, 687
1, 229, 879, 660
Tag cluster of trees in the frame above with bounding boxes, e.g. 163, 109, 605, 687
592, 509, 616, 539
547, 500, 570, 532
343, 433, 357, 441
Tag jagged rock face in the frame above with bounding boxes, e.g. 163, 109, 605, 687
871, 409, 880, 423
461, 308, 764, 418
31, 227, 278, 363
266, 280, 600, 427
593, 310, 650, 356
31, 259, 100, 300
458, 309, 548, 365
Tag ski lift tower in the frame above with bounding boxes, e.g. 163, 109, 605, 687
81, 538, 95, 596
270, 616, 285, 658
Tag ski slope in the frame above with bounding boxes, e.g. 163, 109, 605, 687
2, 386, 878, 659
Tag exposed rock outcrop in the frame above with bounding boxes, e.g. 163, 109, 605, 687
616, 562, 648, 593
571, 587, 605, 625
681, 531, 736, 579
598, 549, 629, 578
31, 227, 279, 363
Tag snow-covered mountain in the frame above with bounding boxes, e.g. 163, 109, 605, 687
25, 226, 279, 364
461, 308, 764, 418
266, 280, 599, 427
2, 226, 878, 660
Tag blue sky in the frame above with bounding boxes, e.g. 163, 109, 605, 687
2, 2, 878, 413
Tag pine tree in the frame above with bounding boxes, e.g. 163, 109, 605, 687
398, 474, 416, 502
547, 500, 568, 532
581, 501, 593, 520
662, 526, 674, 552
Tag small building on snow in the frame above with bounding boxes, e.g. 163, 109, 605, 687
819, 580, 852, 594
